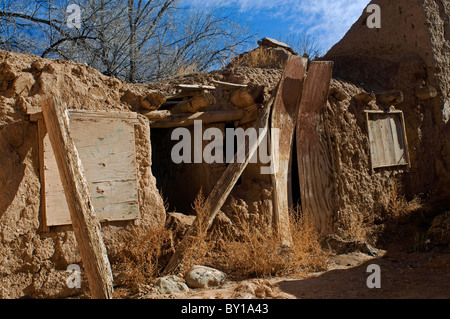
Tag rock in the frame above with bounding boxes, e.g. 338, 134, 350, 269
427, 212, 450, 246
184, 266, 226, 289
154, 275, 189, 295
166, 213, 195, 242
257, 37, 296, 55
320, 234, 377, 256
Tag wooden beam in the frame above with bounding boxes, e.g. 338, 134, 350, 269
162, 96, 274, 275
211, 80, 248, 89
296, 61, 334, 235
176, 84, 216, 91
146, 109, 247, 128
169, 92, 216, 114
415, 85, 438, 100
271, 55, 308, 247
376, 90, 404, 105
40, 98, 114, 299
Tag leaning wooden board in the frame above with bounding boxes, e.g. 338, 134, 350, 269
37, 110, 140, 228
296, 61, 334, 235
271, 56, 308, 246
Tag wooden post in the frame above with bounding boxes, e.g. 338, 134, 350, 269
162, 97, 274, 275
41, 98, 114, 299
296, 61, 334, 235
271, 56, 308, 247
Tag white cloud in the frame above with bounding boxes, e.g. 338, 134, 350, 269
182, 0, 371, 49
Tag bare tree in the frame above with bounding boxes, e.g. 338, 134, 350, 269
278, 33, 324, 59
0, 0, 254, 82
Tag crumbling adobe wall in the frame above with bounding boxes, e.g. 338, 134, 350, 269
325, 0, 450, 207
148, 63, 283, 215
0, 50, 166, 298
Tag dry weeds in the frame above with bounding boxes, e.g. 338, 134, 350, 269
114, 191, 328, 288
113, 224, 172, 288
232, 47, 286, 69
387, 179, 423, 222
212, 205, 328, 278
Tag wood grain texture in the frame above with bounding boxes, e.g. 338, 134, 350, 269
42, 114, 140, 227
271, 56, 308, 246
366, 111, 410, 170
296, 61, 334, 235
41, 98, 114, 299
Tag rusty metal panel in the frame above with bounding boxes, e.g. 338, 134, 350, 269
366, 110, 410, 170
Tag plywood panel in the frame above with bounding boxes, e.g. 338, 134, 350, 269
42, 113, 140, 227
366, 111, 409, 170
271, 56, 308, 245
296, 61, 334, 235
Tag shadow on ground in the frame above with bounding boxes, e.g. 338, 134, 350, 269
278, 248, 450, 299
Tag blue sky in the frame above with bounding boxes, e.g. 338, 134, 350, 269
182, 0, 371, 53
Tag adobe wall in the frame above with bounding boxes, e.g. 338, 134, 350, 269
0, 50, 166, 298
325, 0, 450, 207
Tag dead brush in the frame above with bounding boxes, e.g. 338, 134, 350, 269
179, 189, 215, 274
342, 211, 372, 242
113, 224, 172, 288
213, 204, 327, 278
233, 47, 285, 69
387, 179, 423, 222
288, 208, 328, 274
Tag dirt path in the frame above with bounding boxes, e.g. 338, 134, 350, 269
162, 247, 450, 299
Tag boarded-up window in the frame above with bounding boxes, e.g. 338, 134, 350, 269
34, 110, 140, 229
365, 110, 410, 171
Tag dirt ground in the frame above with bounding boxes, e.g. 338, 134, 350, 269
137, 245, 449, 300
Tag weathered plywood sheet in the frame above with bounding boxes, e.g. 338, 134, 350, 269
366, 111, 409, 169
296, 61, 334, 235
41, 113, 140, 227
271, 56, 308, 246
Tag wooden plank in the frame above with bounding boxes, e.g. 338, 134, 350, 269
211, 80, 248, 89
43, 116, 140, 227
271, 56, 308, 246
176, 84, 216, 91
41, 97, 114, 299
148, 109, 247, 128
296, 61, 334, 235
37, 120, 50, 233
30, 109, 139, 122
162, 96, 274, 275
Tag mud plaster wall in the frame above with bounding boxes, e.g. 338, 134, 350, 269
325, 0, 450, 207
325, 80, 407, 241
149, 65, 282, 221
0, 50, 165, 298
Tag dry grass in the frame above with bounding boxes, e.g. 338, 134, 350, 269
113, 224, 172, 287
212, 205, 328, 278
343, 212, 372, 242
232, 47, 285, 69
113, 191, 328, 288
387, 179, 423, 222
179, 189, 214, 274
